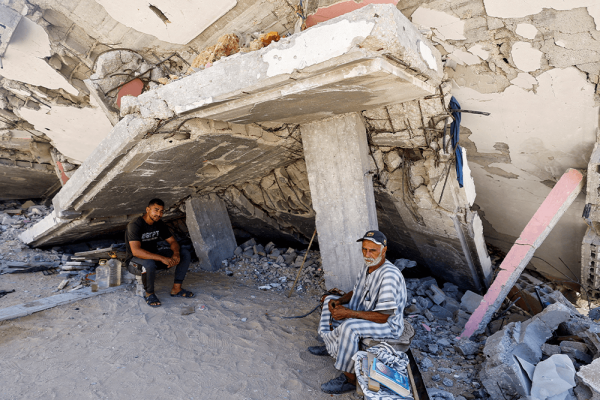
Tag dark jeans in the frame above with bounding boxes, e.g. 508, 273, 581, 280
127, 248, 191, 294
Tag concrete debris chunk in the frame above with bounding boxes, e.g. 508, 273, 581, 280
577, 358, 600, 399
460, 290, 483, 314
420, 357, 434, 371
443, 297, 461, 314
589, 306, 600, 321
427, 388, 455, 400
542, 343, 562, 356
531, 354, 576, 400
57, 279, 69, 290
430, 304, 453, 320
423, 308, 435, 322
428, 284, 447, 305
454, 339, 480, 357
393, 258, 416, 271
479, 302, 576, 399
561, 341, 593, 364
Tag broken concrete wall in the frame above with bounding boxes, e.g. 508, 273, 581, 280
384, 0, 600, 285
361, 84, 492, 291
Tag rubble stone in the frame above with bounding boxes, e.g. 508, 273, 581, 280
577, 358, 600, 399
460, 290, 483, 313
454, 340, 480, 357
542, 343, 561, 356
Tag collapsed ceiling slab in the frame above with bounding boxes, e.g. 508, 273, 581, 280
20, 5, 493, 292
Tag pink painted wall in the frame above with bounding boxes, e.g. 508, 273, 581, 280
306, 0, 399, 27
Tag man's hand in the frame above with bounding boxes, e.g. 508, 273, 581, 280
161, 256, 178, 268
330, 304, 353, 321
171, 252, 180, 265
328, 298, 342, 309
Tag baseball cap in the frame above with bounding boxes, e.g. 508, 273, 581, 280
357, 230, 387, 246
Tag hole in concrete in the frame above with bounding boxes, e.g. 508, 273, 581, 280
149, 4, 171, 24
597, 165, 600, 174
503, 57, 509, 64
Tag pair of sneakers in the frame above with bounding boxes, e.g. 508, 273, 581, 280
307, 345, 356, 394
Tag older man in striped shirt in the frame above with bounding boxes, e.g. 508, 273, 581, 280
308, 230, 407, 394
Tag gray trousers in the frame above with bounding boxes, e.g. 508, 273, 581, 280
127, 248, 191, 294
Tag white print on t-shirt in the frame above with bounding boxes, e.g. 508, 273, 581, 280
141, 231, 160, 241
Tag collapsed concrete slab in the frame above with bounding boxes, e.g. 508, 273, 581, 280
20, 5, 494, 292
0, 160, 60, 200
123, 4, 443, 125
0, 130, 61, 200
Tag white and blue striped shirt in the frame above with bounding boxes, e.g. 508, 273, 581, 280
348, 260, 407, 336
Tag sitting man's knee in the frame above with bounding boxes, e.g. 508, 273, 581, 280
323, 294, 339, 306
132, 259, 158, 273
339, 320, 360, 338
179, 247, 192, 261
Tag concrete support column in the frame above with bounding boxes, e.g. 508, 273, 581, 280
185, 194, 237, 271
301, 113, 378, 291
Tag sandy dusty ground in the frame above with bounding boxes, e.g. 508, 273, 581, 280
0, 269, 357, 400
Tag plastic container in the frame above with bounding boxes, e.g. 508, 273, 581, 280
96, 264, 110, 289
108, 258, 122, 287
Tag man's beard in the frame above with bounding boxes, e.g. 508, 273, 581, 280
364, 252, 383, 267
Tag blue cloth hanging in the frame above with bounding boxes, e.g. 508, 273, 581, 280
449, 96, 463, 188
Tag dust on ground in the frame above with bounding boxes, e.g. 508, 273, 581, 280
0, 269, 355, 400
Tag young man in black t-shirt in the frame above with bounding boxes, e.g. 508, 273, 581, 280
125, 198, 193, 307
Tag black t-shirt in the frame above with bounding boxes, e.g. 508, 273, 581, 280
125, 216, 173, 263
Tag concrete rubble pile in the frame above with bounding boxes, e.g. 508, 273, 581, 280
215, 238, 326, 296
479, 290, 600, 400
0, 199, 138, 292
400, 275, 488, 400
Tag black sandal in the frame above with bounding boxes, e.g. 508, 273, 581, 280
170, 288, 195, 298
144, 293, 161, 307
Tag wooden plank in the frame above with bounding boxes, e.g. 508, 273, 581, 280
74, 247, 126, 260
0, 286, 124, 322
460, 169, 584, 339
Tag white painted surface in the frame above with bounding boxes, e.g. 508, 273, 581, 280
468, 44, 489, 60
510, 72, 538, 89
462, 147, 476, 207
453, 67, 598, 277
1, 17, 77, 95
449, 49, 481, 65
472, 212, 493, 284
418, 40, 438, 70
511, 42, 542, 72
515, 23, 538, 39
263, 20, 375, 77
95, 0, 237, 44
483, 0, 599, 23
17, 97, 113, 162
411, 7, 466, 40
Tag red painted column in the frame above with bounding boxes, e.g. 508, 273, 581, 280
460, 168, 585, 339
306, 0, 399, 27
